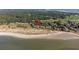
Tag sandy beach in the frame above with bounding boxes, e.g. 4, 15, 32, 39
0, 31, 79, 40
0, 25, 79, 40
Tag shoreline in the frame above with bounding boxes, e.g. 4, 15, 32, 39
0, 31, 78, 40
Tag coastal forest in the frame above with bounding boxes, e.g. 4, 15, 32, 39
0, 9, 79, 32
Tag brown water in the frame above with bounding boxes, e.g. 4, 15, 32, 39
0, 36, 78, 50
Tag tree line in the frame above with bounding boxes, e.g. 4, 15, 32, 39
0, 10, 78, 32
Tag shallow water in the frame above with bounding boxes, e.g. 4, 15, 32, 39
0, 36, 78, 50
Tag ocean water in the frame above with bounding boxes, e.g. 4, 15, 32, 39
0, 36, 78, 50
